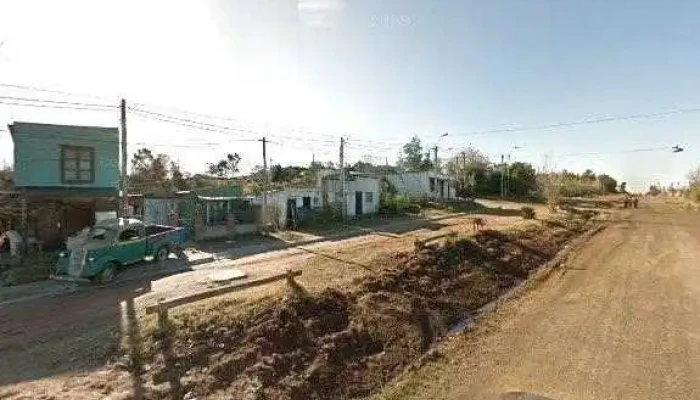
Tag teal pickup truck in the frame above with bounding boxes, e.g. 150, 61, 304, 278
55, 218, 185, 283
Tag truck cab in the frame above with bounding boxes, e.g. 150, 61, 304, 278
55, 218, 184, 283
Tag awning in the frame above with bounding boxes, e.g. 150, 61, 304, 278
197, 195, 253, 201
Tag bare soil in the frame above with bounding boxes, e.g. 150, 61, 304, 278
377, 198, 700, 400
0, 203, 584, 400
132, 222, 586, 399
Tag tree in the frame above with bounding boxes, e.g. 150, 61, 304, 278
647, 185, 661, 196
398, 136, 433, 172
130, 148, 192, 193
131, 148, 170, 189
582, 169, 596, 181
170, 161, 188, 191
688, 166, 700, 187
619, 182, 627, 193
270, 164, 285, 182
445, 148, 490, 197
207, 153, 241, 178
350, 161, 375, 173
597, 174, 618, 194
507, 162, 538, 197
0, 166, 13, 190
349, 160, 398, 174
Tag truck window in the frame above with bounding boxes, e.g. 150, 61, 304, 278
119, 228, 142, 242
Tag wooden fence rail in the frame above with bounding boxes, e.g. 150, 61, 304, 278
146, 269, 302, 326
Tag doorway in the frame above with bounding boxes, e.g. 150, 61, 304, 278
355, 191, 363, 216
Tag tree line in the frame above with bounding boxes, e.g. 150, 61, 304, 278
0, 138, 623, 200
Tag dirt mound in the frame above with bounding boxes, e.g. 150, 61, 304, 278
139, 223, 585, 399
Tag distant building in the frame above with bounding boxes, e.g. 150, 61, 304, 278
8, 122, 120, 246
130, 185, 257, 241
252, 188, 322, 229
319, 170, 381, 217
385, 171, 456, 201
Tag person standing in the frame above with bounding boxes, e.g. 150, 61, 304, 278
0, 223, 23, 257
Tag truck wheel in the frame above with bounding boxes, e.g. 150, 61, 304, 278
98, 263, 118, 284
155, 246, 170, 262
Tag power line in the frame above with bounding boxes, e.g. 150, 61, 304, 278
0, 83, 113, 102
0, 95, 115, 109
0, 100, 115, 111
130, 100, 342, 141
129, 106, 263, 138
557, 146, 674, 158
451, 107, 700, 137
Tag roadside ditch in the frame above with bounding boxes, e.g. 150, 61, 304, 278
132, 217, 596, 400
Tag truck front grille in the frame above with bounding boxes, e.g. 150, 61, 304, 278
68, 248, 86, 277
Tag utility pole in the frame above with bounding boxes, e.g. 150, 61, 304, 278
505, 154, 511, 197
461, 151, 467, 194
339, 137, 346, 222
433, 145, 439, 174
500, 154, 505, 198
120, 99, 128, 218
261, 137, 268, 226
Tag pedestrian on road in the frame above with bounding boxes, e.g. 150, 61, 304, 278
0, 222, 23, 257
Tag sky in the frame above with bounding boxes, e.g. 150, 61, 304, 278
1, 0, 699, 191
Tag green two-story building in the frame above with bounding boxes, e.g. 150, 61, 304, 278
9, 122, 121, 246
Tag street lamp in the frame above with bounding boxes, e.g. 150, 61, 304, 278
434, 133, 449, 173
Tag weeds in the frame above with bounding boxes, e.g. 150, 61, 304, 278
0, 252, 57, 286
520, 206, 536, 219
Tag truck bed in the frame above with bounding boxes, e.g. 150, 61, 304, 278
145, 225, 185, 253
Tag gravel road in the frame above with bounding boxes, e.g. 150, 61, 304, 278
382, 199, 700, 400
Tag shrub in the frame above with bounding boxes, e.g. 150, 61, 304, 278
1, 253, 56, 286
380, 194, 421, 215
521, 206, 536, 219
686, 186, 700, 203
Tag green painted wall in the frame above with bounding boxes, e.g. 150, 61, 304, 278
10, 122, 119, 189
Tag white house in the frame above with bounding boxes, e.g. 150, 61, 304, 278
386, 171, 456, 201
319, 170, 381, 218
252, 188, 322, 229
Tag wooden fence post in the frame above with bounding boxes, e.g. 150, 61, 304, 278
156, 299, 168, 333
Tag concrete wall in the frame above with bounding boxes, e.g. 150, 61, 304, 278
252, 188, 322, 228
323, 175, 380, 217
386, 172, 456, 200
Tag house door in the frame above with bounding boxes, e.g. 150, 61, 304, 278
355, 191, 363, 216
63, 203, 94, 235
440, 180, 445, 198
286, 198, 297, 228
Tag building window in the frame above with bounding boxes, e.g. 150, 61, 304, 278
429, 177, 436, 192
302, 196, 312, 210
313, 196, 320, 206
365, 192, 373, 203
61, 145, 94, 183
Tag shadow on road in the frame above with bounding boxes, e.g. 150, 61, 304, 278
0, 279, 152, 390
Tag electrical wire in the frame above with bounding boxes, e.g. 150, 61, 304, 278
0, 95, 115, 109
0, 100, 116, 111
130, 100, 342, 141
129, 107, 263, 138
0, 83, 114, 102
450, 107, 700, 137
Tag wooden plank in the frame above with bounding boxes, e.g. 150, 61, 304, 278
145, 269, 302, 314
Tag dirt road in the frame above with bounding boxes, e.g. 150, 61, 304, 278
1, 209, 532, 396
381, 200, 700, 400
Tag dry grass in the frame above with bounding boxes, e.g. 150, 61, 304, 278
0, 199, 596, 400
